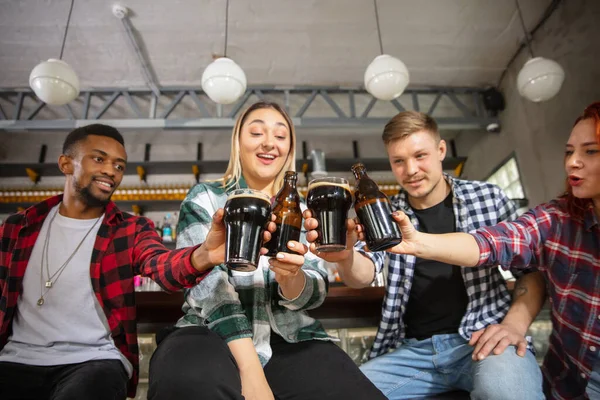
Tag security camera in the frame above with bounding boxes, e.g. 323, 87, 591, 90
486, 122, 501, 133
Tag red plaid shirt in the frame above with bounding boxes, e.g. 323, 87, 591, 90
0, 195, 208, 397
473, 197, 600, 400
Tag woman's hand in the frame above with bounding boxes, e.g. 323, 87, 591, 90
268, 240, 309, 299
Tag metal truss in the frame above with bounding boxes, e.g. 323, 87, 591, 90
0, 86, 497, 131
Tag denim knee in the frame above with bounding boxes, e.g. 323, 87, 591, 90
471, 347, 543, 400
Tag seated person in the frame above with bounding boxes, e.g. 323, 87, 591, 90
0, 124, 213, 400
148, 101, 385, 400
304, 111, 545, 399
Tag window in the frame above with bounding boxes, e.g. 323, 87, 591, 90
486, 156, 525, 201
486, 155, 526, 281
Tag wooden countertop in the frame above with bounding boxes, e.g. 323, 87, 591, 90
135, 285, 385, 333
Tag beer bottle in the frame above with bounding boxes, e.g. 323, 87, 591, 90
351, 163, 402, 251
266, 171, 303, 257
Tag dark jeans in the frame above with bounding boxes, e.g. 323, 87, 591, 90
0, 359, 128, 400
149, 326, 386, 400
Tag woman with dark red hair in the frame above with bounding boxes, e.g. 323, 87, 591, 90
376, 101, 600, 399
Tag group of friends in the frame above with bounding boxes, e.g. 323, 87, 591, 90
0, 99, 598, 400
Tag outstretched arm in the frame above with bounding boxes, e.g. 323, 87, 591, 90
385, 211, 481, 267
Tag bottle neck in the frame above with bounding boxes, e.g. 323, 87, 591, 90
353, 168, 368, 180
284, 177, 297, 190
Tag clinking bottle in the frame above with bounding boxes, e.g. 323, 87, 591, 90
265, 171, 302, 257
351, 163, 402, 251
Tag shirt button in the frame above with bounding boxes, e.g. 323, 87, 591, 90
590, 346, 597, 352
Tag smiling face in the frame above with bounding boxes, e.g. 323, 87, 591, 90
238, 107, 292, 189
386, 130, 448, 208
60, 134, 127, 207
565, 118, 600, 204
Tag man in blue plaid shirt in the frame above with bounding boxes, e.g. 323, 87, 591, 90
304, 111, 546, 399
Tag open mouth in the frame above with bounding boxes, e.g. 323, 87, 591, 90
257, 153, 277, 164
568, 176, 583, 186
93, 178, 115, 192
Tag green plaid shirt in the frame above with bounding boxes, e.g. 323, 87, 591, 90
175, 178, 331, 365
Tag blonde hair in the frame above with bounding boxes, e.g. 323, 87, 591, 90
382, 111, 440, 145
222, 101, 296, 192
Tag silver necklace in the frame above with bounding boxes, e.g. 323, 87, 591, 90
37, 208, 102, 306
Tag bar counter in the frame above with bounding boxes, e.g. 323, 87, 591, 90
135, 285, 385, 333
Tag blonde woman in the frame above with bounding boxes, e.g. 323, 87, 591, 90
148, 102, 385, 400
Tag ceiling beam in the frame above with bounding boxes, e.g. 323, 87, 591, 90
0, 86, 498, 132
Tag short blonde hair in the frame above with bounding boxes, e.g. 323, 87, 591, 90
222, 101, 296, 192
382, 111, 440, 145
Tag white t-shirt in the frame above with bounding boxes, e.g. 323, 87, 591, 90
0, 204, 132, 377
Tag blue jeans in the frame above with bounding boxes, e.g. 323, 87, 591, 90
360, 333, 544, 400
588, 359, 600, 399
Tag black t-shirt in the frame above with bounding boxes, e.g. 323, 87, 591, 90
403, 193, 469, 340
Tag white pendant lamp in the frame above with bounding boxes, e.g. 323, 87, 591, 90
29, 0, 80, 106
514, 0, 564, 102
364, 0, 409, 101
202, 58, 247, 105
201, 0, 247, 105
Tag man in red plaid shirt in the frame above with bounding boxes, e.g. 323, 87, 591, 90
0, 124, 247, 399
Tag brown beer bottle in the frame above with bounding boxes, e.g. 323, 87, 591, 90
351, 163, 402, 251
265, 171, 303, 257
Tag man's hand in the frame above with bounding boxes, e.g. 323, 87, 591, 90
384, 211, 423, 256
191, 209, 274, 272
469, 323, 528, 361
303, 209, 357, 263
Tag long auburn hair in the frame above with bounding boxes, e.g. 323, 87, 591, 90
221, 101, 296, 192
562, 101, 600, 217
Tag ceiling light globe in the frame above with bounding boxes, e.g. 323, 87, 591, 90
201, 57, 247, 105
364, 54, 409, 101
517, 57, 565, 102
29, 59, 80, 106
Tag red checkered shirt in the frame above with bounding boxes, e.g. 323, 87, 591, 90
0, 195, 208, 397
473, 197, 600, 400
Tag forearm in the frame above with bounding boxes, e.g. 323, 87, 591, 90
415, 232, 481, 267
227, 337, 265, 373
190, 244, 218, 273
502, 271, 546, 335
278, 271, 306, 299
137, 241, 207, 291
336, 250, 377, 288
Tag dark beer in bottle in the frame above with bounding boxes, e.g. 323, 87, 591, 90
265, 171, 302, 257
352, 163, 402, 251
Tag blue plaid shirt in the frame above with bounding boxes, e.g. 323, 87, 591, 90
356, 174, 523, 359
